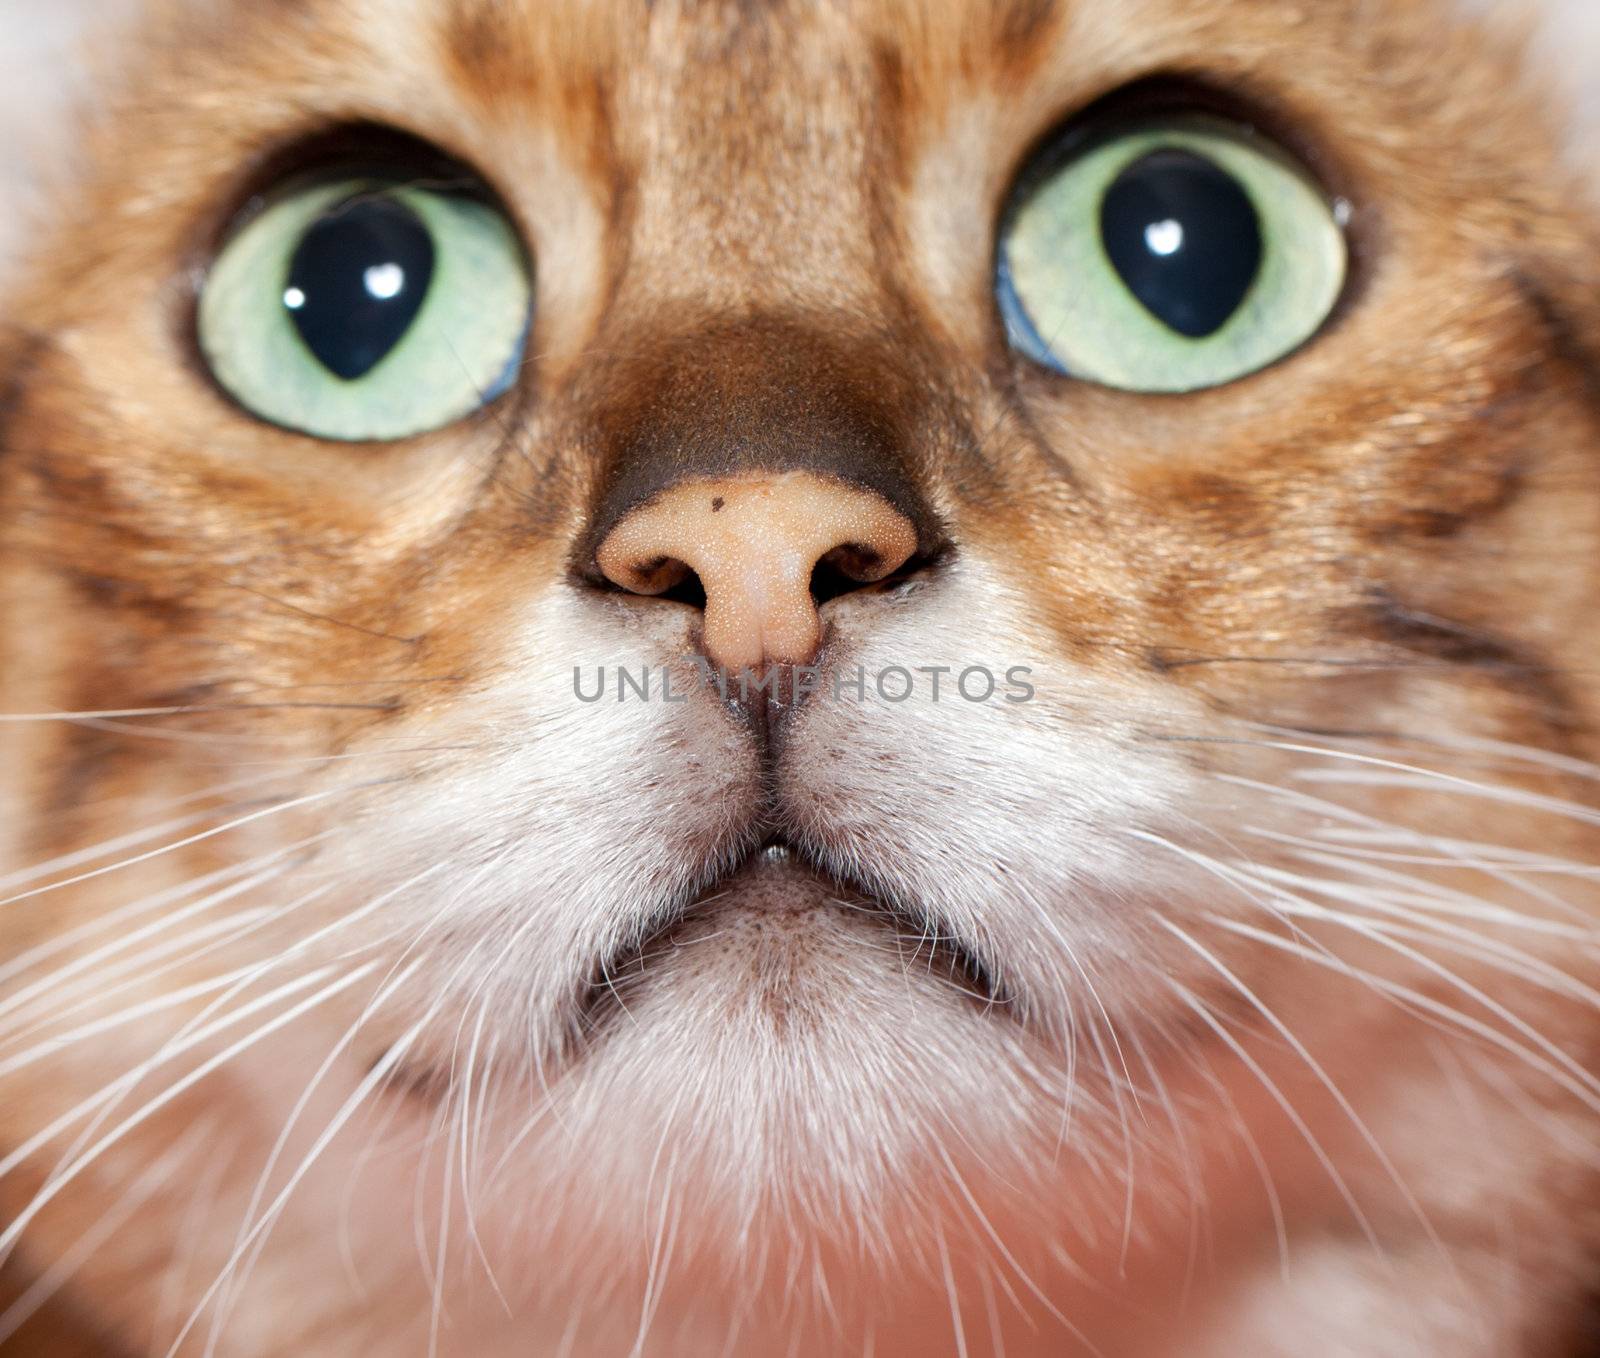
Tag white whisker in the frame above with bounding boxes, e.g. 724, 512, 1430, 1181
0, 962, 381, 1262
1156, 916, 1448, 1259
177, 1004, 440, 1358
0, 781, 376, 913
0, 1119, 215, 1348
1166, 979, 1385, 1255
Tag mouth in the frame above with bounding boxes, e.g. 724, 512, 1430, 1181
572, 838, 1008, 1044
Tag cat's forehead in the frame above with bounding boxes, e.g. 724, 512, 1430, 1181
270, 0, 1468, 129
426, 0, 1383, 66
198, 0, 1514, 242
103, 0, 1523, 223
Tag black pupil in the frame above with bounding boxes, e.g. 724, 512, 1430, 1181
284, 195, 436, 381
1098, 148, 1262, 339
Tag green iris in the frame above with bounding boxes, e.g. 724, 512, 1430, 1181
997, 116, 1348, 393
199, 178, 531, 442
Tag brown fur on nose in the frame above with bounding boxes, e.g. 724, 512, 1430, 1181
596, 472, 918, 672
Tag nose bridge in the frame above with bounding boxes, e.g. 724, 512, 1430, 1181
616, 2, 882, 313
578, 313, 942, 567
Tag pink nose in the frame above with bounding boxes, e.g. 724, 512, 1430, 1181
595, 471, 919, 673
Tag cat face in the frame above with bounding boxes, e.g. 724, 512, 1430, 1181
3, 0, 1600, 1351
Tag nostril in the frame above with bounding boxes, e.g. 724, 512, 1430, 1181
819, 540, 891, 582
810, 545, 890, 608
606, 549, 911, 614
809, 556, 860, 610
810, 543, 944, 608
589, 552, 707, 608
656, 565, 708, 611
614, 555, 691, 595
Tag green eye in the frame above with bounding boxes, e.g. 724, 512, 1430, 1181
199, 177, 531, 441
997, 116, 1348, 393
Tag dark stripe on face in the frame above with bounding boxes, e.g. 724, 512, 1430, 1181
1362, 590, 1579, 730
1514, 268, 1600, 414
994, 0, 1061, 65
0, 329, 51, 466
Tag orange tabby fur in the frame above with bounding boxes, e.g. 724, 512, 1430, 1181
2, 1, 1600, 1354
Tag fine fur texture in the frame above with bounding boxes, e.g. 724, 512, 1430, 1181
3, 1, 1600, 1354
